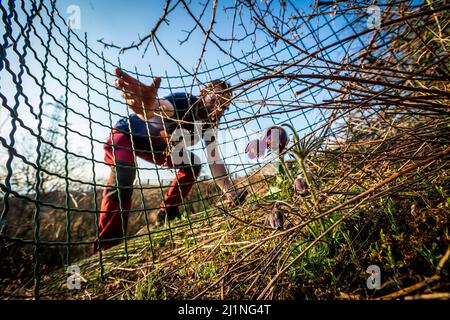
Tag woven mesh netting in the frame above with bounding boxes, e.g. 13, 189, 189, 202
0, 0, 449, 299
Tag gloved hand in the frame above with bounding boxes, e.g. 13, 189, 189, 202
221, 188, 248, 208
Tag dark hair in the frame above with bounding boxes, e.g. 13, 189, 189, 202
200, 80, 233, 115
207, 79, 232, 95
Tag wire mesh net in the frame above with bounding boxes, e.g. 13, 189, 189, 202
0, 0, 449, 299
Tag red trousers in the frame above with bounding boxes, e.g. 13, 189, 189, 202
94, 130, 201, 252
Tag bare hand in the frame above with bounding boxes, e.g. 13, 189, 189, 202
114, 68, 161, 119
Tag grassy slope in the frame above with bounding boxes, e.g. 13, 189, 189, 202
36, 166, 449, 300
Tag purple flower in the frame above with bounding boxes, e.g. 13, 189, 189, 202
245, 139, 266, 159
245, 126, 289, 159
266, 208, 284, 230
294, 175, 309, 196
261, 126, 289, 155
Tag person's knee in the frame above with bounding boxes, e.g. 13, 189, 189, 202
173, 153, 202, 176
191, 162, 202, 176
115, 161, 136, 186
190, 154, 202, 176
104, 161, 136, 201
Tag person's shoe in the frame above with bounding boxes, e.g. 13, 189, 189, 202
154, 207, 182, 228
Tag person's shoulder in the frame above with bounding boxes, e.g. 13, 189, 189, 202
114, 116, 129, 128
164, 92, 198, 102
164, 92, 198, 116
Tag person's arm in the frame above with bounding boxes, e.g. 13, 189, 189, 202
114, 68, 175, 120
152, 98, 175, 119
205, 138, 238, 203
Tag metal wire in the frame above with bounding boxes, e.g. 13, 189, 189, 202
0, 0, 448, 299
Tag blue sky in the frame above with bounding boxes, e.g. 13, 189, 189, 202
1, 0, 363, 188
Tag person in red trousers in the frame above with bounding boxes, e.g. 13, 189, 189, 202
94, 68, 238, 252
